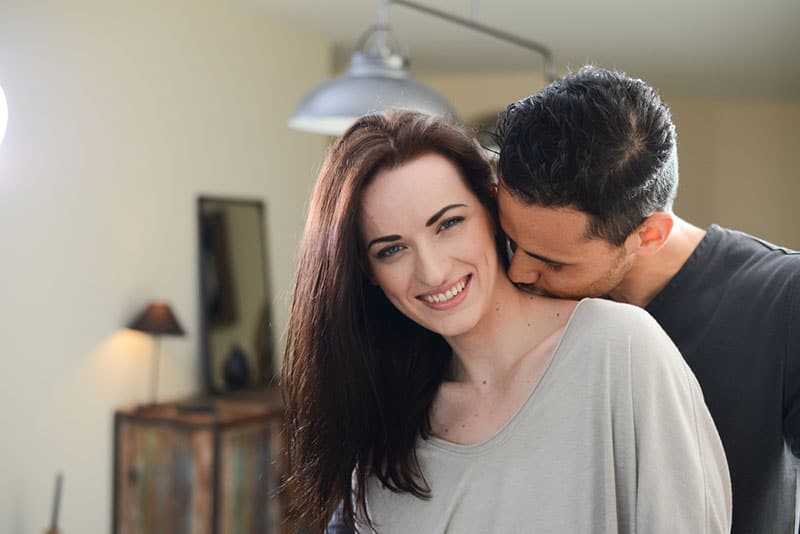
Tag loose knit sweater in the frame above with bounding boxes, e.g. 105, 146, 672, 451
359, 299, 731, 534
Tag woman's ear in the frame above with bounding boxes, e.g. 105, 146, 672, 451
488, 183, 499, 199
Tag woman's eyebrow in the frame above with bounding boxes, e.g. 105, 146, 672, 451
367, 234, 402, 250
425, 203, 467, 227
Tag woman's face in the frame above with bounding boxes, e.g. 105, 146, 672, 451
360, 152, 500, 338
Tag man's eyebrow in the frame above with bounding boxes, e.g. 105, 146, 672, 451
367, 234, 402, 250
501, 221, 568, 265
426, 204, 467, 227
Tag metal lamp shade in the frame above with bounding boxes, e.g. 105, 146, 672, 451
289, 50, 458, 136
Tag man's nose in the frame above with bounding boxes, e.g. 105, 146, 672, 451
507, 252, 541, 285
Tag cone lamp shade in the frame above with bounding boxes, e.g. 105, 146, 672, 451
128, 302, 185, 336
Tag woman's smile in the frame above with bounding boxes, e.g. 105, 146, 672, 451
417, 274, 472, 309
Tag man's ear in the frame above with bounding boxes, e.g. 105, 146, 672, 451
632, 211, 674, 255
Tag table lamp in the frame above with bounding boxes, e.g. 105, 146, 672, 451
128, 301, 185, 405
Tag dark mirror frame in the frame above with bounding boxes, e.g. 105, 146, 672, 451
197, 195, 275, 394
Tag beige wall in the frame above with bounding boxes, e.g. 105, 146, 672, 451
669, 99, 800, 248
422, 72, 800, 249
421, 72, 548, 125
0, 1, 329, 532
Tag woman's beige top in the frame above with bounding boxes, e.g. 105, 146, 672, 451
360, 298, 731, 534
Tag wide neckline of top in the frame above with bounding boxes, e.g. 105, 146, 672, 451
420, 297, 592, 456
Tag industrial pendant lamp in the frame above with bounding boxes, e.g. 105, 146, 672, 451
289, 0, 556, 136
288, 2, 456, 135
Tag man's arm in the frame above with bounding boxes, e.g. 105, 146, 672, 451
782, 275, 800, 456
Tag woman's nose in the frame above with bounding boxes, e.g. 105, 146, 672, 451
415, 245, 449, 287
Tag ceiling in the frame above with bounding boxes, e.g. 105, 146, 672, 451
244, 0, 800, 99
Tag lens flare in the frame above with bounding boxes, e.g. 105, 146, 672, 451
0, 84, 8, 145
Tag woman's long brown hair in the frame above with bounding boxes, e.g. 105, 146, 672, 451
281, 111, 500, 532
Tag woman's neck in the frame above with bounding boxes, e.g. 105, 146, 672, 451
430, 280, 578, 445
443, 276, 568, 386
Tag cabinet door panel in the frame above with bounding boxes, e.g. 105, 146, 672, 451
218, 422, 275, 533
116, 420, 213, 534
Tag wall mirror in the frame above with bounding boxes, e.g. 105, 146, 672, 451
198, 196, 274, 393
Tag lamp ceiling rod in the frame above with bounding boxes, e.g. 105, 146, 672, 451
378, 0, 390, 26
374, 0, 390, 51
390, 0, 556, 82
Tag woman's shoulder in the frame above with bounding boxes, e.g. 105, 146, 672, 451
567, 298, 681, 365
571, 297, 660, 332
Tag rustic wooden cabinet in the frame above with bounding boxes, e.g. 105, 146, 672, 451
113, 389, 292, 534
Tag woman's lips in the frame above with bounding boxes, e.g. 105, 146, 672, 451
417, 274, 472, 310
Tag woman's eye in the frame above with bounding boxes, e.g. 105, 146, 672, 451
376, 244, 404, 259
438, 216, 464, 232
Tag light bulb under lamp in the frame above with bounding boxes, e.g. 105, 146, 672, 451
0, 85, 7, 146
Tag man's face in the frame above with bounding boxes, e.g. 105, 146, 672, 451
497, 187, 637, 299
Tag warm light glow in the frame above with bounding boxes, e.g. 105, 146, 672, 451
0, 84, 7, 145
84, 330, 154, 405
84, 329, 189, 406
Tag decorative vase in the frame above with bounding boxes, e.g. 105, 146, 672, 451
223, 344, 250, 390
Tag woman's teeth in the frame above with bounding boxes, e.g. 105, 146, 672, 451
423, 278, 467, 303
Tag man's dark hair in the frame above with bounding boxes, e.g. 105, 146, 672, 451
496, 65, 678, 246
